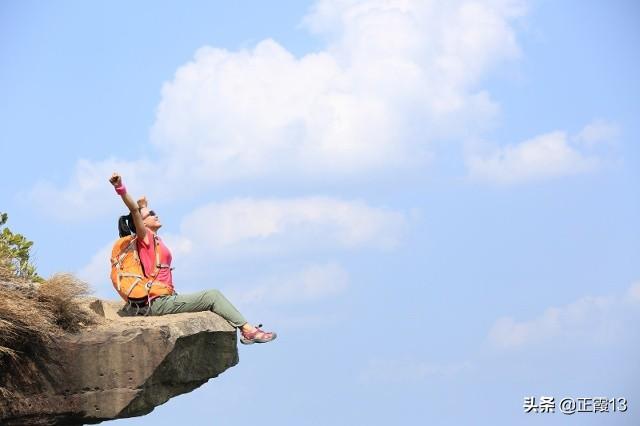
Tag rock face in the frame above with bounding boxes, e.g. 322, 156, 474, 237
0, 299, 239, 425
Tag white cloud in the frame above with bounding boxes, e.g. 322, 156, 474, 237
225, 262, 349, 306
488, 282, 640, 349
176, 196, 407, 258
575, 119, 619, 147
76, 241, 115, 299
627, 281, 640, 304
28, 158, 158, 221
151, 0, 522, 180
31, 0, 526, 218
466, 130, 599, 185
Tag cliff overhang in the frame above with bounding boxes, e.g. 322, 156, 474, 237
0, 299, 239, 425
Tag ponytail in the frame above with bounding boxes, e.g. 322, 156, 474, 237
117, 214, 136, 237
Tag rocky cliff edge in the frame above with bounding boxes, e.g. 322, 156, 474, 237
0, 299, 239, 425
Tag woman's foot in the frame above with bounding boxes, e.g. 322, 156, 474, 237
240, 324, 277, 344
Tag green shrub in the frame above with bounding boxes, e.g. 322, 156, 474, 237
0, 212, 43, 282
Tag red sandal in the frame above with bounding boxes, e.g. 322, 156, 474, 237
240, 324, 277, 344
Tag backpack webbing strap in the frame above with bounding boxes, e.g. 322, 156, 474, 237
126, 278, 143, 297
148, 234, 174, 291
120, 273, 144, 278
153, 234, 162, 277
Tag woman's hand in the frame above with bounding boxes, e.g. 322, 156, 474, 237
109, 172, 122, 187
137, 196, 148, 209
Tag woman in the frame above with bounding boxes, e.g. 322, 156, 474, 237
109, 172, 276, 345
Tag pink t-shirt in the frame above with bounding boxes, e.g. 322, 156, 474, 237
137, 230, 174, 293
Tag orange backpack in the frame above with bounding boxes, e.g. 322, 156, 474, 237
110, 234, 174, 302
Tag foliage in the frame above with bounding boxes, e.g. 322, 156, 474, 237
0, 212, 43, 282
0, 213, 97, 398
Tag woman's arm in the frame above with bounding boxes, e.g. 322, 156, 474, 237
109, 172, 147, 242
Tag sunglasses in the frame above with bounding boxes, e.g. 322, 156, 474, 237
142, 210, 157, 220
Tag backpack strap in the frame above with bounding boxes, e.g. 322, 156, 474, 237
150, 234, 162, 280
153, 234, 174, 271
141, 234, 174, 304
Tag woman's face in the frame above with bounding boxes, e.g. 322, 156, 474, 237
140, 207, 162, 230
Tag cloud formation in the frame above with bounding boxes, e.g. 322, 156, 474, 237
488, 281, 640, 349
465, 120, 615, 185
176, 196, 407, 257
225, 262, 349, 306
31, 0, 527, 219
151, 0, 523, 181
575, 119, 620, 147
76, 242, 113, 298
29, 158, 155, 221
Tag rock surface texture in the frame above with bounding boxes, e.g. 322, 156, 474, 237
0, 299, 239, 425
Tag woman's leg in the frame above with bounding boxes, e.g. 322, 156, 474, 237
149, 289, 247, 327
150, 289, 277, 343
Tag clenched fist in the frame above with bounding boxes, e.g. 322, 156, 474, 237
109, 172, 122, 187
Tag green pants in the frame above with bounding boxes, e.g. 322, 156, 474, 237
149, 289, 247, 328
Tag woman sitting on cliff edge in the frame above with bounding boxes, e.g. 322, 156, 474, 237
109, 172, 276, 345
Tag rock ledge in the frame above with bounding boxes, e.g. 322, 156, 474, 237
0, 299, 239, 426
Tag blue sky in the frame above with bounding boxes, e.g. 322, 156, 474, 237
2, 1, 639, 425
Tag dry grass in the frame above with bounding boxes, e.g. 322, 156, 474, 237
37, 273, 95, 333
0, 264, 97, 399
0, 256, 14, 281
0, 282, 55, 399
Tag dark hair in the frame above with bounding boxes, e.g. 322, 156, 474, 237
118, 214, 136, 237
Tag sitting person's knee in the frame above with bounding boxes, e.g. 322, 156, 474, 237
203, 288, 222, 304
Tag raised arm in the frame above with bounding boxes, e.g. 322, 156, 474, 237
109, 172, 147, 242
